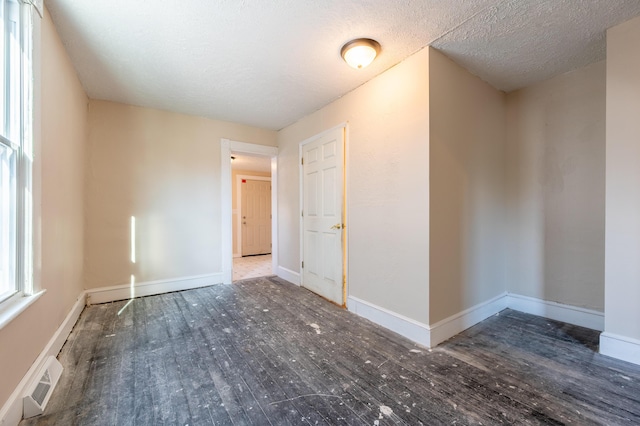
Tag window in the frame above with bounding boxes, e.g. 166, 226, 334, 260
0, 0, 32, 305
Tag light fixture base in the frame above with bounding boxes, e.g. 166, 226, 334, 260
341, 38, 381, 69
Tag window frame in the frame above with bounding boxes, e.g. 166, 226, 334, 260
0, 0, 33, 310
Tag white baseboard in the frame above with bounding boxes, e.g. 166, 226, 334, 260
86, 273, 223, 305
600, 332, 640, 366
429, 292, 508, 347
347, 292, 605, 350
277, 266, 300, 286
0, 292, 86, 426
506, 293, 604, 331
347, 296, 431, 347
347, 293, 507, 348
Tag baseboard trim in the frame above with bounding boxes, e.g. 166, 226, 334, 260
506, 293, 604, 331
86, 273, 223, 305
600, 332, 640, 366
347, 296, 431, 347
0, 291, 86, 426
277, 266, 300, 286
347, 292, 605, 349
429, 292, 508, 347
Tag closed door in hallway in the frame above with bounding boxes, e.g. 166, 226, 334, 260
242, 179, 272, 256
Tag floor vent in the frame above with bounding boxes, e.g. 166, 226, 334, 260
23, 356, 63, 419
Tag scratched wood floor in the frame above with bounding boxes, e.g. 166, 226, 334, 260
22, 276, 640, 425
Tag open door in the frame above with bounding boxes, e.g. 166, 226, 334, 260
301, 127, 345, 305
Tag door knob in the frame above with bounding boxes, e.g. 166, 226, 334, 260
330, 223, 343, 230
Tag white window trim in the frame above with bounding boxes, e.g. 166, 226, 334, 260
0, 0, 35, 316
0, 289, 43, 330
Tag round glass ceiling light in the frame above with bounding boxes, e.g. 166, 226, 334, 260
341, 38, 381, 69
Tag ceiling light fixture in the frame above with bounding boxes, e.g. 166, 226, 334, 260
341, 38, 381, 69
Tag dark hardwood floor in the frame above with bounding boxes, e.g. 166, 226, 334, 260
22, 276, 640, 425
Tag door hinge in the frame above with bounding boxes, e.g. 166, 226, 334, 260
301, 157, 304, 165
301, 261, 304, 269
301, 210, 304, 217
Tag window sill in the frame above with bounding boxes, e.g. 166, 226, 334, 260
0, 290, 46, 331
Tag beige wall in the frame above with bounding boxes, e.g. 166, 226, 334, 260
278, 48, 431, 323
231, 169, 271, 255
428, 49, 507, 323
0, 10, 622, 413
0, 8, 88, 408
604, 15, 640, 340
505, 61, 606, 310
85, 101, 276, 289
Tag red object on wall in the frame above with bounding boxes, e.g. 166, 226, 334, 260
242, 179, 246, 183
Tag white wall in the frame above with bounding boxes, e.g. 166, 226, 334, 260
85, 101, 277, 290
602, 15, 640, 362
278, 48, 431, 324
505, 61, 606, 311
428, 48, 507, 323
278, 46, 510, 332
0, 7, 88, 409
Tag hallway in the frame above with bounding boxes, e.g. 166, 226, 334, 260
233, 254, 272, 281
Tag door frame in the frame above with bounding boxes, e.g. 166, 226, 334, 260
299, 123, 348, 304
221, 139, 278, 284
235, 175, 271, 258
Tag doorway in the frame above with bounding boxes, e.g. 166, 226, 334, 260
220, 139, 278, 284
233, 171, 271, 281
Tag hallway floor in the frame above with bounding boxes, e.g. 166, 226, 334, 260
233, 254, 272, 281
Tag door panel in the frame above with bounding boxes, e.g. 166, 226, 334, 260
302, 128, 344, 305
242, 179, 271, 256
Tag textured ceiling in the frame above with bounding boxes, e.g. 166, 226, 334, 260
45, 0, 640, 130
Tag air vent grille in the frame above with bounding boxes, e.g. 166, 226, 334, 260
23, 356, 63, 419
32, 381, 51, 406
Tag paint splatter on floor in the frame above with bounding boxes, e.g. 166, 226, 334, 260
380, 405, 393, 417
309, 323, 321, 334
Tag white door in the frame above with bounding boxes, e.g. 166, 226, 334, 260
301, 128, 345, 305
242, 179, 272, 256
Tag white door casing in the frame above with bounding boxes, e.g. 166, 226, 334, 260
221, 139, 278, 284
301, 127, 345, 305
242, 179, 272, 256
